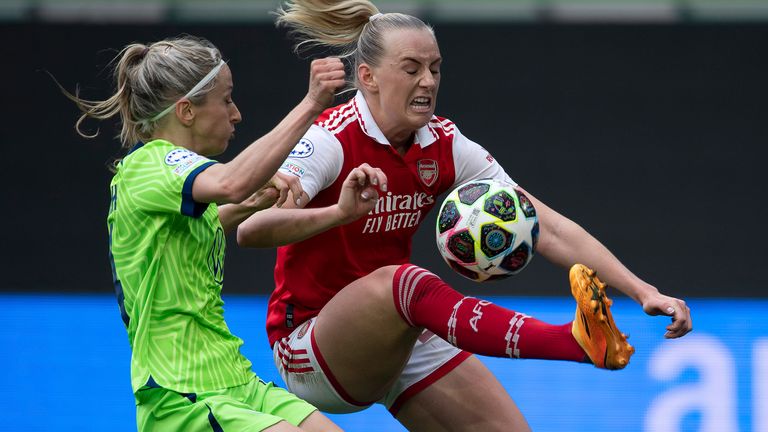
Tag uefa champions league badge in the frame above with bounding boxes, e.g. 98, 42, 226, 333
289, 138, 314, 158
165, 148, 198, 165
165, 148, 204, 176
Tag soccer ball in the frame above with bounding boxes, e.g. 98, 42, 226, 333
435, 178, 539, 282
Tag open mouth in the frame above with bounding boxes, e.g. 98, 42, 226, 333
410, 96, 432, 113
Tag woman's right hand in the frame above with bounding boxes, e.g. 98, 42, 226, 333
335, 163, 388, 224
239, 172, 304, 210
305, 57, 346, 111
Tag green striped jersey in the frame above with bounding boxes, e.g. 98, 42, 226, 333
107, 139, 254, 394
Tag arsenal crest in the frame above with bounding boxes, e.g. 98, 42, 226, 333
296, 321, 311, 339
417, 159, 439, 187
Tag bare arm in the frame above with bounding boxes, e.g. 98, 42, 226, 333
523, 187, 692, 338
218, 173, 302, 233
193, 58, 346, 204
219, 202, 269, 235
237, 164, 387, 247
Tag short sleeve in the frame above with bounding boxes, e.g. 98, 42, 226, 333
451, 126, 516, 188
125, 144, 217, 218
278, 124, 344, 200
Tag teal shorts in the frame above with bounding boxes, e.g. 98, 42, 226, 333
135, 376, 317, 431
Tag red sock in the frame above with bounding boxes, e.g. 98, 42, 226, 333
393, 264, 587, 362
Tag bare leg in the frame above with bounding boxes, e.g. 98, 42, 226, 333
261, 411, 343, 431
313, 263, 590, 401
308, 263, 629, 430
313, 265, 423, 402
297, 411, 344, 432
262, 421, 304, 432
395, 356, 530, 432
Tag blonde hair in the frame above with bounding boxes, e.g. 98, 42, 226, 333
275, 0, 433, 90
60, 35, 222, 147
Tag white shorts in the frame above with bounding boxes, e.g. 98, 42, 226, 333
272, 316, 471, 415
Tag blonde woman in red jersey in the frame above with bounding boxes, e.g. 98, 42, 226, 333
237, 2, 693, 430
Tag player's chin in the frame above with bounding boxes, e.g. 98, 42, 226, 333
222, 134, 235, 148
408, 112, 433, 129
209, 139, 230, 157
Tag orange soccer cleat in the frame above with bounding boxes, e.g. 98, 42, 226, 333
570, 264, 635, 370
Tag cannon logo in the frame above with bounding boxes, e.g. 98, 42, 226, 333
417, 159, 439, 187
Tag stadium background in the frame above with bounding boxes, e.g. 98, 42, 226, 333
1, 0, 766, 430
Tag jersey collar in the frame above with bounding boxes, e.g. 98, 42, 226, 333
353, 91, 439, 148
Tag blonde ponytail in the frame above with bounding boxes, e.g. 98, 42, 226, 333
59, 36, 223, 148
276, 0, 433, 90
276, 0, 378, 55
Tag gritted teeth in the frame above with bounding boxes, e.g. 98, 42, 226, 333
412, 96, 431, 105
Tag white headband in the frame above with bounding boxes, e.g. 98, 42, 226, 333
369, 12, 383, 21
148, 59, 226, 123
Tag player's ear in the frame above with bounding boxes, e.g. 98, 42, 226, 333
358, 64, 377, 93
175, 99, 195, 126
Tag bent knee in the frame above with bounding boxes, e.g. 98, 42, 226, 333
356, 265, 401, 301
369, 264, 431, 290
368, 265, 401, 283
351, 264, 437, 304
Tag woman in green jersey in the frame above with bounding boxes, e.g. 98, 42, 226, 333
64, 35, 346, 432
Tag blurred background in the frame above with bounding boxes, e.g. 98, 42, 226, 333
1, 0, 766, 430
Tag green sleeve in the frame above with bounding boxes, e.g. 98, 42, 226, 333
125, 144, 217, 218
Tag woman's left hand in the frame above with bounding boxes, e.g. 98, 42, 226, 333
336, 163, 387, 223
640, 291, 693, 339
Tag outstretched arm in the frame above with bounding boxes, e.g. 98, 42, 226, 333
237, 164, 387, 247
193, 58, 345, 205
523, 187, 692, 339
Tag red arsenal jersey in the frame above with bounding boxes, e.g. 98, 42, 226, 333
267, 92, 513, 345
